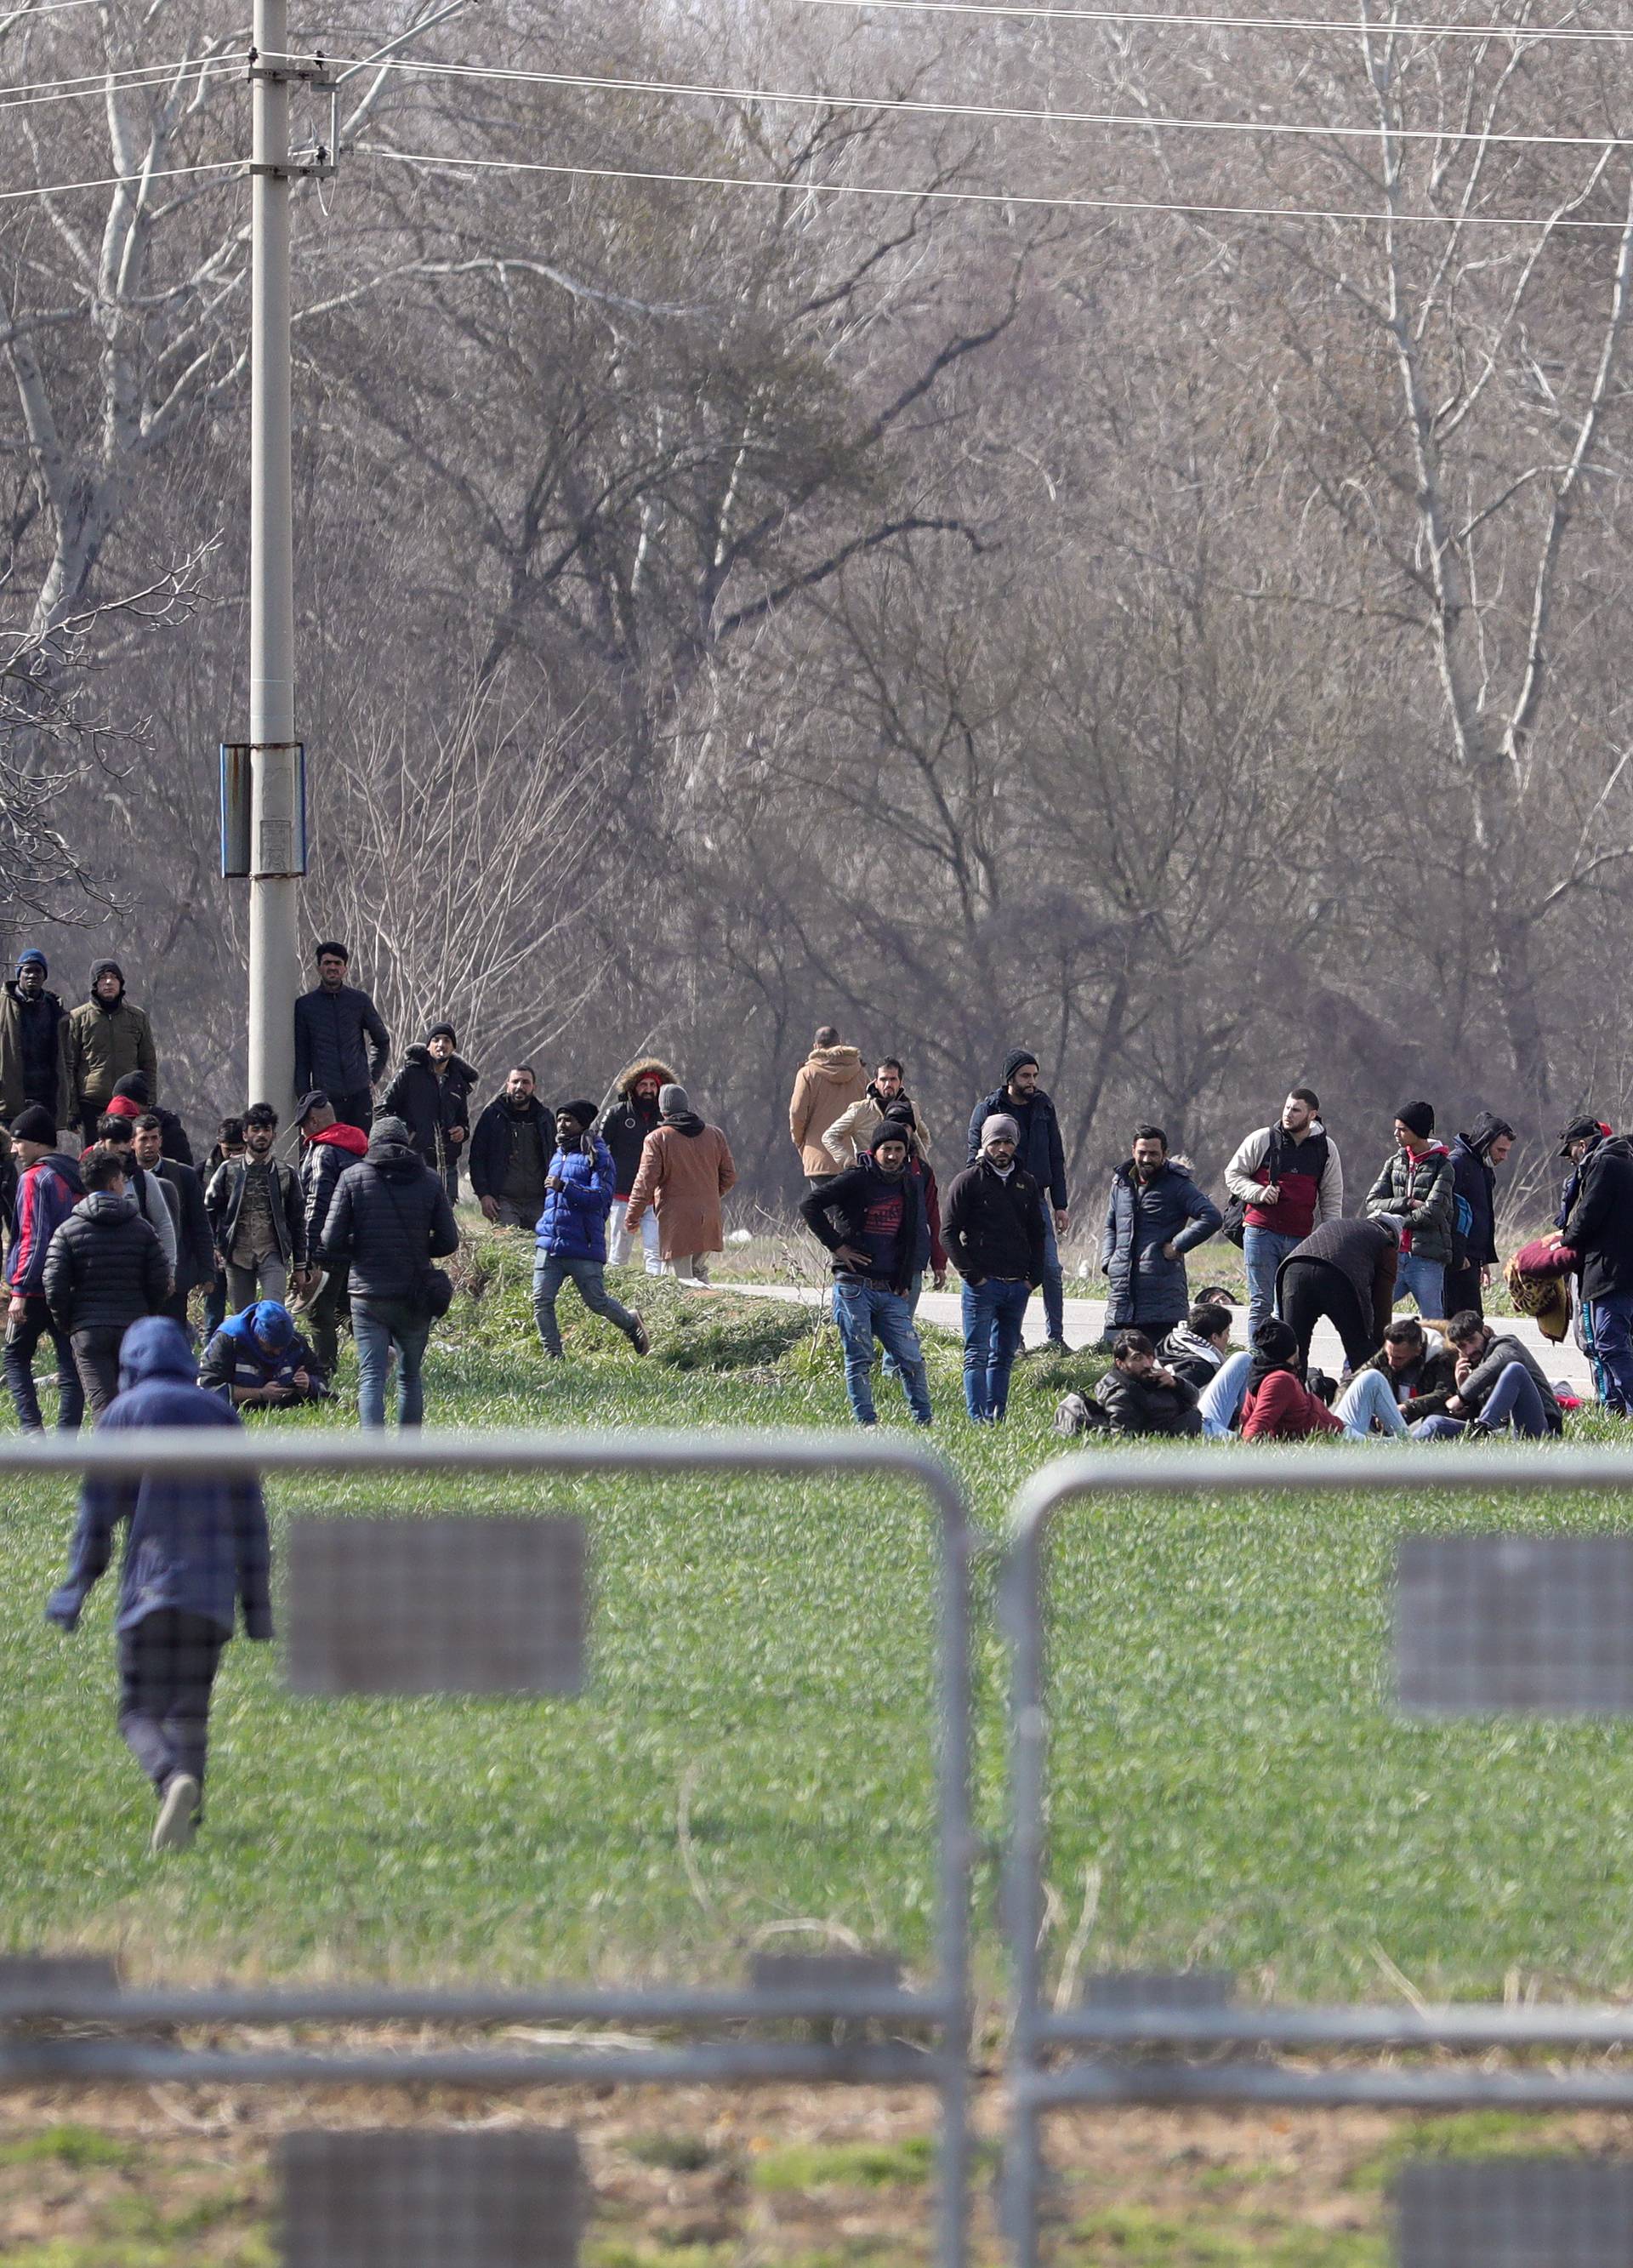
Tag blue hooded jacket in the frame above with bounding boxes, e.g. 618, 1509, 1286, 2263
535, 1135, 616, 1263
45, 1317, 272, 1639
198, 1299, 327, 1400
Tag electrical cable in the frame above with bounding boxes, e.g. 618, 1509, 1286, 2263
793, 0, 1633, 47
0, 53, 241, 101
358, 137, 1631, 227
316, 48, 1633, 152
0, 154, 242, 201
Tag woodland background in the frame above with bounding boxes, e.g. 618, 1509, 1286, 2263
6, 0, 1633, 1207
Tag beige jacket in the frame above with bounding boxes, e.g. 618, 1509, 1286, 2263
822, 1088, 933, 1168
625, 1120, 737, 1262
788, 1046, 868, 1177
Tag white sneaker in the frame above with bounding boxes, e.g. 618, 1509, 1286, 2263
151, 1774, 200, 1855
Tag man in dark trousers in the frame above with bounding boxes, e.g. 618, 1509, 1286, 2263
45, 1315, 272, 1855
470, 1065, 554, 1230
1276, 1213, 1399, 1372
1442, 1113, 1516, 1321
3, 1103, 83, 1432
0, 948, 71, 1129
1561, 1119, 1633, 1418
292, 941, 390, 1133
134, 1113, 212, 1335
799, 1123, 932, 1427
43, 1147, 171, 1416
381, 1024, 478, 1200
1101, 1125, 1222, 1339
966, 1050, 1070, 1350
205, 1102, 306, 1314
320, 1114, 458, 1428
944, 1113, 1044, 1423
295, 1090, 368, 1376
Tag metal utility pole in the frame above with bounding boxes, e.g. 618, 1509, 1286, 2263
247, 0, 303, 1126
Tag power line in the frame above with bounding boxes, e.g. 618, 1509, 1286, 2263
0, 155, 242, 202
0, 60, 242, 113
324, 48, 1633, 151
0, 0, 129, 16
1, 54, 241, 101
360, 137, 1630, 227
793, 0, 1633, 46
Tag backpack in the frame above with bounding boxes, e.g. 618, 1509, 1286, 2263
1219, 1128, 1285, 1249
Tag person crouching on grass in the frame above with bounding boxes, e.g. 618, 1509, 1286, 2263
44, 1316, 271, 1855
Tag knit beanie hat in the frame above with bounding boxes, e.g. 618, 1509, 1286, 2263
90, 958, 123, 988
1002, 1048, 1039, 1085
112, 1072, 151, 1105
249, 1300, 296, 1352
1395, 1100, 1436, 1140
982, 1113, 1021, 1147
659, 1083, 690, 1116
10, 1103, 55, 1144
427, 1022, 457, 1044
15, 948, 46, 976
556, 1099, 599, 1131
872, 1111, 912, 1150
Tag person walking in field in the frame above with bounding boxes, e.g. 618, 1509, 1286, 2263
799, 1120, 933, 1427
43, 1147, 172, 1416
788, 1026, 868, 1194
1366, 1102, 1456, 1318
1442, 1113, 1516, 1322
944, 1113, 1044, 1424
319, 1114, 458, 1428
624, 1085, 736, 1285
599, 1057, 675, 1271
966, 1051, 1070, 1351
1224, 1086, 1342, 1336
1559, 1117, 1633, 1418
201, 1120, 244, 1339
293, 942, 389, 1133
295, 1091, 368, 1376
92, 1113, 178, 1278
532, 1102, 650, 1360
134, 1114, 213, 1334
3, 1104, 83, 1433
44, 1315, 272, 1855
65, 960, 158, 1148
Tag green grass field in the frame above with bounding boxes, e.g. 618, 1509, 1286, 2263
5, 1232, 1633, 2007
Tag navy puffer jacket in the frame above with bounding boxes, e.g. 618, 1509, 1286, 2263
1101, 1158, 1223, 1327
536, 1137, 616, 1263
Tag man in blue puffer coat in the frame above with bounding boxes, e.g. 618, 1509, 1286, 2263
1101, 1124, 1223, 1335
533, 1101, 651, 1361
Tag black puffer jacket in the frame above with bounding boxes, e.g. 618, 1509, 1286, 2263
43, 1189, 170, 1335
1097, 1365, 1200, 1437
293, 982, 390, 1098
381, 1047, 478, 1173
319, 1129, 458, 1302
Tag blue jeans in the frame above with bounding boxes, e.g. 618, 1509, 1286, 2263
1412, 1361, 1551, 1440
1334, 1368, 1408, 1438
882, 1271, 924, 1378
353, 1296, 433, 1429
1243, 1224, 1301, 1338
1585, 1293, 1633, 1416
1198, 1348, 1252, 1438
532, 1252, 639, 1358
961, 1276, 1031, 1422
1394, 1251, 1446, 1319
831, 1278, 931, 1427
1038, 1201, 1065, 1342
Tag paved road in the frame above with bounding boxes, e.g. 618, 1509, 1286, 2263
708, 1279, 1595, 1396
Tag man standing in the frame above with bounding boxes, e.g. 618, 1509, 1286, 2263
134, 1114, 213, 1334
1442, 1113, 1516, 1320
1224, 1087, 1343, 1336
382, 1024, 477, 1200
1101, 1125, 1222, 1339
532, 1102, 650, 1360
66, 960, 158, 1146
823, 1057, 933, 1169
43, 1148, 171, 1416
292, 942, 389, 1133
295, 1091, 367, 1376
1561, 1118, 1633, 1418
624, 1085, 737, 1284
788, 1026, 868, 1194
3, 1104, 83, 1433
469, 1066, 554, 1230
44, 1315, 272, 1855
599, 1057, 675, 1269
320, 1114, 458, 1428
94, 1114, 177, 1279
943, 1114, 1044, 1424
204, 1103, 305, 1314
1365, 1103, 1456, 1317
1275, 1213, 1400, 1372
966, 1051, 1070, 1351
799, 1123, 932, 1427
0, 949, 71, 1130
111, 1072, 193, 1165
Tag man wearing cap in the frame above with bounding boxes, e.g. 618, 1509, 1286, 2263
198, 1297, 329, 1407
532, 1102, 649, 1361
1560, 1116, 1633, 1417
966, 1050, 1070, 1351
381, 1024, 478, 1200
65, 960, 158, 1147
1365, 1102, 1456, 1317
295, 1091, 367, 1376
0, 949, 71, 1131
623, 1085, 737, 1285
292, 942, 390, 1134
799, 1120, 933, 1427
944, 1115, 1045, 1422
3, 1103, 84, 1432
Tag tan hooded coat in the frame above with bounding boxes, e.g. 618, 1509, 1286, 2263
788, 1044, 868, 1177
625, 1118, 737, 1261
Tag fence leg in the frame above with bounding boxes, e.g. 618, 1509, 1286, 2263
1002, 2091, 1043, 2267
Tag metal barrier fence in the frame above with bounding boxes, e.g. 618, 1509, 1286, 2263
0, 1427, 977, 2268
999, 1445, 1633, 2267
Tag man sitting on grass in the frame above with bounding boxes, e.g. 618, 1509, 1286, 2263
44, 1316, 272, 1855
1408, 1310, 1563, 1439
1097, 1329, 1203, 1438
1239, 1319, 1343, 1440
198, 1296, 330, 1408
1158, 1302, 1233, 1390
